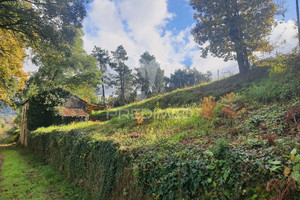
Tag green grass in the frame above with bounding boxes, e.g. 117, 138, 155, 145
34, 67, 300, 152
0, 147, 91, 200
90, 67, 270, 121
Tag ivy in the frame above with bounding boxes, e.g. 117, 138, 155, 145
27, 129, 130, 200
26, 88, 87, 131
132, 140, 295, 200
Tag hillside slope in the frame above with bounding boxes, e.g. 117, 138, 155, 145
90, 67, 270, 121
27, 67, 300, 200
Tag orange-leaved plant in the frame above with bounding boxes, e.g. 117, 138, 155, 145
200, 96, 219, 120
135, 111, 144, 125
221, 92, 235, 103
221, 92, 246, 120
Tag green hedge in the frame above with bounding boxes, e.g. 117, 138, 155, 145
28, 128, 299, 200
27, 130, 133, 199
133, 141, 286, 200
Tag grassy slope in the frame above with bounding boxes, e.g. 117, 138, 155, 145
90, 67, 270, 121
0, 146, 91, 200
28, 67, 300, 199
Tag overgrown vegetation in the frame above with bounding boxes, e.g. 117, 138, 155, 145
27, 66, 300, 199
26, 88, 84, 131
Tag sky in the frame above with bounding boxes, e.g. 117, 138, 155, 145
25, 0, 299, 78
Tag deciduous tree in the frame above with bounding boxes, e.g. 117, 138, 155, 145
190, 0, 281, 74
0, 0, 89, 46
0, 0, 90, 106
0, 29, 28, 108
27, 30, 101, 103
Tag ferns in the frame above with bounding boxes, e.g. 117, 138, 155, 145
221, 92, 235, 103
200, 93, 246, 121
200, 96, 219, 120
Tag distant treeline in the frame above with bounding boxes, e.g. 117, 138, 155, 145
92, 46, 212, 107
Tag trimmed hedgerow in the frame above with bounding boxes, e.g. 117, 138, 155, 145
27, 129, 133, 200
27, 126, 299, 200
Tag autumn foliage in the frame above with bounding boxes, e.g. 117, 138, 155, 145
200, 93, 246, 121
200, 96, 219, 120
221, 92, 235, 103
135, 111, 144, 125
0, 29, 28, 106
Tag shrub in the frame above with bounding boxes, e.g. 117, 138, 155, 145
133, 140, 290, 200
200, 96, 219, 120
134, 111, 144, 125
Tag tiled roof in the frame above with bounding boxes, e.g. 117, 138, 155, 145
61, 108, 89, 117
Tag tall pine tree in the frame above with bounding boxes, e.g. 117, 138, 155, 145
92, 46, 111, 100
110, 45, 134, 106
136, 52, 165, 99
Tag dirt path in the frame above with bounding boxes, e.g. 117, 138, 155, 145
0, 145, 91, 200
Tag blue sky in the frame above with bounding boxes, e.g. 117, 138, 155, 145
166, 0, 298, 29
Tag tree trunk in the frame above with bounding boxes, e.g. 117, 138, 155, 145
100, 64, 105, 100
236, 50, 250, 75
120, 70, 126, 106
101, 78, 105, 100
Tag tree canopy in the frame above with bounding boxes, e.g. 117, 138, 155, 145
27, 30, 101, 103
0, 0, 90, 107
0, 28, 28, 108
0, 0, 89, 46
135, 52, 165, 99
190, 0, 281, 74
165, 67, 212, 92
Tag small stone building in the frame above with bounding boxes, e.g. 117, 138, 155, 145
20, 88, 104, 146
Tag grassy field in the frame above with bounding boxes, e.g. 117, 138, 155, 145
0, 145, 91, 200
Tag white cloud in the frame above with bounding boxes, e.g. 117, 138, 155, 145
83, 0, 183, 75
269, 20, 298, 54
